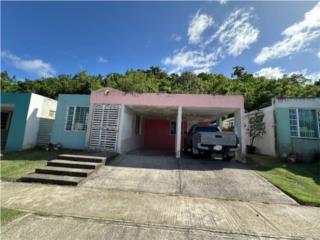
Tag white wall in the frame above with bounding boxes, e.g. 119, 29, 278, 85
118, 105, 144, 153
22, 94, 57, 149
245, 106, 276, 156
273, 97, 320, 108
222, 106, 276, 157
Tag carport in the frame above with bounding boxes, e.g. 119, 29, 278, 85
87, 88, 245, 161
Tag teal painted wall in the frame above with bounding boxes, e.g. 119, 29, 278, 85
1, 93, 31, 151
275, 108, 320, 161
51, 94, 90, 149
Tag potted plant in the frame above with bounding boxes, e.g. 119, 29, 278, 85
246, 110, 266, 154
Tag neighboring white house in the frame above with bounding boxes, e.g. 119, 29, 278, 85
223, 97, 320, 161
1, 93, 57, 151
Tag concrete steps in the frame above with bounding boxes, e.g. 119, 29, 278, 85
35, 166, 94, 177
20, 173, 83, 186
19, 153, 115, 186
48, 160, 100, 169
58, 154, 105, 163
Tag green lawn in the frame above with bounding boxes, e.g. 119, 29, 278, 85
247, 154, 320, 206
1, 208, 26, 225
0, 149, 69, 181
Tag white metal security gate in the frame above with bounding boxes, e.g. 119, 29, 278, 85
88, 104, 121, 152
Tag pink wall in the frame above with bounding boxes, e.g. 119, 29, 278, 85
144, 118, 188, 150
91, 88, 244, 109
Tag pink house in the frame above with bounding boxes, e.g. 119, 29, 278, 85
84, 88, 245, 160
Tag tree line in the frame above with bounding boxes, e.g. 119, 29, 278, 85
1, 66, 320, 112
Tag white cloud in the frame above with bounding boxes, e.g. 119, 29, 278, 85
254, 67, 320, 83
162, 48, 221, 74
171, 33, 182, 42
254, 67, 285, 79
1, 51, 55, 77
97, 57, 108, 63
305, 71, 320, 82
317, 50, 320, 59
205, 8, 259, 56
188, 11, 214, 44
255, 3, 320, 64
218, 0, 228, 5
164, 8, 258, 73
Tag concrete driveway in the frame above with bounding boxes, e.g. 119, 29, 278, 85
82, 154, 296, 205
2, 181, 319, 239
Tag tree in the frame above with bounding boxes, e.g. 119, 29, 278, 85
0, 71, 18, 92
1, 67, 320, 112
246, 110, 266, 151
231, 66, 246, 79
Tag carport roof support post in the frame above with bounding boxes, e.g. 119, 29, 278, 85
175, 106, 182, 158
234, 108, 246, 162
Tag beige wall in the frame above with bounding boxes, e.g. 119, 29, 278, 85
117, 105, 144, 154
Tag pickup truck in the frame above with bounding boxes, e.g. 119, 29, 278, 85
186, 124, 239, 160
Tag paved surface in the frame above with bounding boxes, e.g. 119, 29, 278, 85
0, 214, 291, 240
2, 182, 320, 239
82, 154, 296, 204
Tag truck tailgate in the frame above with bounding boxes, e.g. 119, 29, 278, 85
200, 132, 238, 147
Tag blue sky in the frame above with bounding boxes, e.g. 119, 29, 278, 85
1, 1, 320, 81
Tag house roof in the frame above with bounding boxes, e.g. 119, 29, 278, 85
91, 88, 244, 109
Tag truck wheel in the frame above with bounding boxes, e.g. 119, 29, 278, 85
192, 147, 199, 158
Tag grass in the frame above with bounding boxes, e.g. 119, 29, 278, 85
1, 208, 26, 225
247, 154, 320, 206
0, 148, 69, 181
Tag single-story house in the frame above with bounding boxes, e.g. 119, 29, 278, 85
274, 98, 320, 161
51, 88, 246, 160
223, 97, 320, 161
1, 93, 57, 151
51, 94, 90, 149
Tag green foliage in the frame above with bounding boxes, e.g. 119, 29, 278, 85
247, 154, 320, 206
1, 66, 319, 111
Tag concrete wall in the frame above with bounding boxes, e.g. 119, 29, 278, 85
22, 94, 57, 149
245, 106, 276, 156
118, 105, 143, 153
51, 94, 90, 149
222, 107, 274, 157
37, 96, 58, 145
275, 107, 320, 161
274, 98, 320, 108
1, 93, 31, 151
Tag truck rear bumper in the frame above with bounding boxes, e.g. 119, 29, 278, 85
196, 143, 239, 153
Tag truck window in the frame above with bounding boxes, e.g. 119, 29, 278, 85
195, 126, 219, 132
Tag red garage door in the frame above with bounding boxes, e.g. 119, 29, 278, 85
143, 118, 187, 150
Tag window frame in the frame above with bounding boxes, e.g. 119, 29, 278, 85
289, 108, 320, 139
64, 106, 89, 132
170, 121, 176, 136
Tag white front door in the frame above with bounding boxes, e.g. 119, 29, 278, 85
88, 104, 120, 152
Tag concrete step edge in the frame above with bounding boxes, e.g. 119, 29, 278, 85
35, 166, 94, 177
20, 173, 84, 186
58, 154, 106, 163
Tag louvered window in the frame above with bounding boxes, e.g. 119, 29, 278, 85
88, 104, 120, 151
